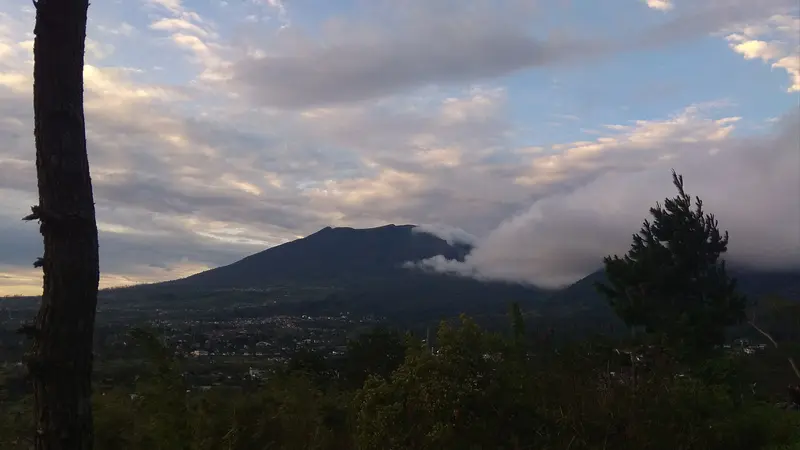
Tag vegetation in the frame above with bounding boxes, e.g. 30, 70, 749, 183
2, 312, 799, 450
597, 170, 746, 361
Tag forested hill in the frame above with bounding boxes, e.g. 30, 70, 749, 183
552, 267, 800, 306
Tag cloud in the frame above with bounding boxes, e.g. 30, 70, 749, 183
229, 1, 610, 109
514, 101, 740, 187
143, 0, 231, 82
413, 224, 478, 246
634, 0, 797, 50
95, 22, 135, 37
263, 0, 289, 29
146, 0, 185, 16
0, 46, 522, 289
292, 87, 537, 234
0, 0, 798, 296
0, 35, 330, 294
645, 0, 674, 12
231, 32, 595, 109
413, 107, 800, 288
0, 67, 528, 294
85, 39, 115, 60
0, 196, 258, 298
150, 18, 210, 37
229, 0, 799, 109
724, 14, 800, 92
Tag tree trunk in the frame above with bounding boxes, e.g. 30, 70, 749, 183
27, 0, 99, 449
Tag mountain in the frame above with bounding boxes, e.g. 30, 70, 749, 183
551, 267, 800, 309
104, 224, 798, 331
543, 266, 800, 337
167, 224, 471, 288
135, 224, 552, 325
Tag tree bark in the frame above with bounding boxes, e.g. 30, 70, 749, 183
27, 0, 99, 449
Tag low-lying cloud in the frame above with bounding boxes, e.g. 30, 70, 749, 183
412, 223, 478, 246
412, 109, 800, 288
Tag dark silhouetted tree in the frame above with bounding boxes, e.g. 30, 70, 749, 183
341, 326, 407, 388
509, 302, 526, 355
24, 0, 100, 449
596, 170, 746, 360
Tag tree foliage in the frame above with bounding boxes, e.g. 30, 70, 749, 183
1, 313, 798, 450
597, 170, 747, 358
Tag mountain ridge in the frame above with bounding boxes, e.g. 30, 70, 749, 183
6, 224, 797, 332
120, 223, 547, 325
162, 223, 473, 290
134, 224, 798, 326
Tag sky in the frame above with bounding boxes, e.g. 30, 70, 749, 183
0, 0, 798, 295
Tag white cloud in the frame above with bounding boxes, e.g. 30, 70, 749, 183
228, 0, 800, 109
413, 108, 800, 288
412, 224, 478, 246
96, 22, 135, 37
439, 87, 506, 124
645, 0, 674, 12
143, 0, 232, 82
85, 38, 114, 60
229, 1, 609, 109
146, 0, 184, 15
264, 0, 290, 29
515, 103, 739, 187
725, 14, 800, 92
150, 18, 210, 37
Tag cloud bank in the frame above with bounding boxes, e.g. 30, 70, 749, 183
414, 108, 800, 288
230, 0, 799, 109
412, 224, 478, 246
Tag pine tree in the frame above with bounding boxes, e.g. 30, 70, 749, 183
509, 302, 526, 350
596, 170, 746, 360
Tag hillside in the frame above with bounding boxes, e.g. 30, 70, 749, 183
92, 224, 799, 330
6, 224, 796, 332
166, 224, 471, 288
550, 267, 800, 311
117, 224, 551, 325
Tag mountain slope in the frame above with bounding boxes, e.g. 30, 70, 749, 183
112, 224, 798, 330
139, 224, 549, 323
550, 267, 800, 308
167, 224, 471, 288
